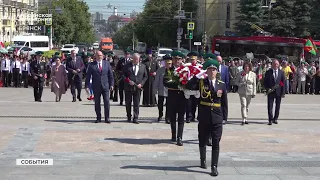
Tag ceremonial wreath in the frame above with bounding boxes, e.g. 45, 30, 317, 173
173, 63, 207, 99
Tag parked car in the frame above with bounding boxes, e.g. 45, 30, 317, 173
156, 48, 173, 60
61, 44, 79, 53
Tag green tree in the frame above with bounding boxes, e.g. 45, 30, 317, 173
268, 0, 295, 36
235, 0, 263, 36
39, 0, 95, 45
293, 0, 312, 37
113, 23, 136, 48
309, 0, 320, 38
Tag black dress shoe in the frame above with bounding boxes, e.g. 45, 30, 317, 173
268, 121, 272, 125
120, 102, 123, 106
273, 120, 278, 124
165, 119, 170, 124
157, 117, 162, 122
105, 119, 111, 123
38, 99, 42, 102
94, 120, 101, 123
78, 98, 82, 101
176, 138, 183, 146
186, 119, 191, 123
245, 121, 249, 124
133, 120, 139, 124
171, 137, 176, 142
127, 118, 131, 122
211, 166, 218, 176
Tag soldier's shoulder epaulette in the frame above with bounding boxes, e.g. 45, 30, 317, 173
218, 80, 225, 83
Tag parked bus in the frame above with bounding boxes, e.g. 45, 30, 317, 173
100, 38, 113, 51
12, 35, 49, 52
211, 36, 308, 62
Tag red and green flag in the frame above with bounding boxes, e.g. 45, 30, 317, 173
304, 39, 317, 55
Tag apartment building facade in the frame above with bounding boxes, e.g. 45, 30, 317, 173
1, 0, 38, 42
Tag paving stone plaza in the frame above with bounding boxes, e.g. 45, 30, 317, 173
0, 88, 320, 180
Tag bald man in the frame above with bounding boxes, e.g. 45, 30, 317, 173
85, 51, 114, 123
66, 50, 84, 102
264, 59, 285, 125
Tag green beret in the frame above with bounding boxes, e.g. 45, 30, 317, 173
203, 59, 220, 70
54, 52, 60, 56
35, 51, 44, 56
171, 51, 184, 58
87, 52, 94, 57
124, 48, 132, 54
204, 53, 217, 60
187, 51, 199, 57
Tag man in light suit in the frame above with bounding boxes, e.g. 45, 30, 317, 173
85, 51, 114, 123
122, 53, 148, 124
264, 59, 285, 125
66, 50, 84, 102
154, 55, 171, 124
217, 56, 229, 124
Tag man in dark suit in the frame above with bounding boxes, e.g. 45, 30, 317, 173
85, 51, 114, 123
66, 50, 84, 102
217, 55, 229, 125
122, 53, 148, 124
264, 59, 285, 125
30, 51, 47, 102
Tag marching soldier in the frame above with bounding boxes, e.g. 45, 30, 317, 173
186, 59, 228, 177
163, 51, 186, 146
142, 49, 160, 107
30, 51, 47, 102
186, 51, 200, 123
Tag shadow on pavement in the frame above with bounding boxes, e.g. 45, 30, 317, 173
226, 120, 268, 125
44, 119, 156, 124
104, 138, 171, 145
121, 165, 208, 175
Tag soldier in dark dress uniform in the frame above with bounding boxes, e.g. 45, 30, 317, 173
142, 49, 160, 107
30, 51, 47, 102
115, 49, 132, 105
163, 51, 186, 146
186, 59, 228, 177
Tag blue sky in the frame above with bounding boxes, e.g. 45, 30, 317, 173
84, 0, 145, 19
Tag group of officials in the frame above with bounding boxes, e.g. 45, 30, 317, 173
1, 48, 286, 178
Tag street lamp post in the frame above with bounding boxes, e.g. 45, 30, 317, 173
47, 7, 62, 49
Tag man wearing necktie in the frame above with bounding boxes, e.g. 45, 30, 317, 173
122, 53, 148, 124
85, 51, 114, 123
1, 53, 10, 87
30, 51, 47, 102
66, 50, 84, 102
11, 55, 22, 87
264, 59, 285, 125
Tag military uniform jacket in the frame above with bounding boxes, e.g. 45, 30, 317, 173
30, 60, 47, 82
187, 77, 228, 124
163, 66, 180, 90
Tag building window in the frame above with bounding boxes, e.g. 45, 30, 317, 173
226, 3, 231, 28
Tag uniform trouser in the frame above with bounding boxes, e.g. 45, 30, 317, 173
8, 72, 12, 86
22, 71, 29, 88
110, 85, 118, 102
1, 70, 9, 87
186, 95, 198, 121
167, 90, 186, 139
70, 80, 82, 99
157, 95, 168, 119
199, 120, 223, 168
12, 69, 20, 87
33, 79, 44, 101
239, 94, 252, 119
118, 80, 124, 103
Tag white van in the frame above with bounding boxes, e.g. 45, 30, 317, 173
12, 35, 49, 52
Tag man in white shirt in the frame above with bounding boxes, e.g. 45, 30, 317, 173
297, 63, 308, 94
11, 56, 22, 87
21, 58, 30, 88
1, 53, 11, 87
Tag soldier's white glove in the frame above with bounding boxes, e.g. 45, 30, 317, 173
195, 71, 206, 79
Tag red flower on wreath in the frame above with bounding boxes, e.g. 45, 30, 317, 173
241, 72, 246, 76
125, 77, 130, 83
279, 81, 284, 87
181, 79, 188, 85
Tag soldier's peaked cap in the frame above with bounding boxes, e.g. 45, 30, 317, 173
202, 59, 220, 70
35, 51, 44, 56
